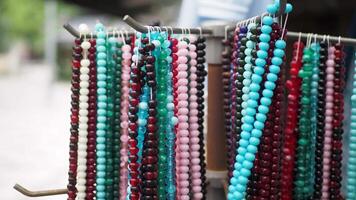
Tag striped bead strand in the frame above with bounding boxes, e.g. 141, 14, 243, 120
76, 24, 91, 200
176, 38, 190, 200
67, 38, 82, 200
281, 41, 303, 200
313, 41, 327, 199
346, 51, 356, 200
329, 43, 345, 200
188, 38, 203, 200
321, 46, 335, 200
119, 41, 132, 200
95, 22, 107, 200
85, 38, 97, 200
195, 36, 208, 199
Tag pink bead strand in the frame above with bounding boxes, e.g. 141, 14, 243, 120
119, 43, 132, 199
188, 38, 203, 200
321, 46, 335, 200
176, 39, 190, 200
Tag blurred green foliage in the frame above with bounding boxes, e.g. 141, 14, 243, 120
0, 0, 44, 54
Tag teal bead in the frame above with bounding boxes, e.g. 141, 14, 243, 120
273, 49, 285, 57
249, 137, 260, 146
97, 52, 107, 59
254, 121, 265, 130
285, 3, 293, 13
236, 155, 245, 163
254, 66, 265, 75
244, 116, 254, 124
242, 123, 253, 132
261, 97, 271, 107
267, 73, 278, 82
240, 131, 251, 139
96, 150, 105, 157
244, 48, 252, 56
265, 81, 276, 90
97, 116, 106, 123
249, 82, 261, 92
96, 184, 105, 191
97, 32, 106, 39
262, 88, 273, 98
245, 107, 256, 116
237, 147, 247, 155
247, 99, 258, 108
244, 56, 252, 63
246, 41, 255, 49
97, 74, 106, 81
97, 109, 106, 116
259, 33, 271, 43
236, 184, 245, 192
97, 130, 105, 137
97, 123, 106, 130
97, 46, 106, 52
97, 191, 105, 198
262, 16, 273, 25
97, 94, 107, 101
239, 170, 250, 179
257, 50, 268, 58
97, 164, 106, 171
247, 144, 258, 153
230, 177, 238, 185
227, 194, 234, 199
97, 60, 106, 67
239, 139, 249, 147
97, 67, 107, 74
98, 102, 107, 108
258, 105, 269, 114
251, 74, 263, 83
271, 57, 283, 65
97, 157, 106, 164
259, 42, 269, 51
96, 38, 106, 45
95, 23, 104, 31
269, 65, 280, 74
275, 40, 286, 49
251, 129, 262, 137
243, 71, 252, 79
267, 4, 278, 14
242, 160, 253, 169
97, 88, 106, 95
233, 191, 244, 199
249, 92, 260, 100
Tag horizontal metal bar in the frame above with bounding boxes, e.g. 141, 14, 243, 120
122, 15, 213, 35
14, 183, 67, 197
287, 31, 356, 46
63, 23, 135, 38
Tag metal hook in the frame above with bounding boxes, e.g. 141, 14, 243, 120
14, 184, 67, 197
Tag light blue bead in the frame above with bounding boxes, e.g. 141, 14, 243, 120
257, 50, 268, 58
269, 65, 280, 74
244, 116, 254, 124
245, 107, 256, 116
246, 41, 255, 49
97, 52, 107, 60
97, 67, 107, 74
230, 177, 238, 185
97, 60, 106, 67
97, 164, 106, 171
227, 193, 234, 199
274, 49, 285, 57
250, 82, 261, 92
242, 160, 253, 169
254, 120, 265, 130
97, 109, 106, 116
244, 56, 252, 64
98, 102, 107, 109
97, 46, 106, 52
237, 147, 247, 155
247, 23, 256, 29
97, 80, 106, 88
233, 191, 244, 199
240, 131, 251, 140
265, 81, 276, 90
262, 16, 273, 25
247, 99, 258, 108
239, 170, 250, 179
285, 3, 293, 13
97, 123, 106, 130
276, 40, 286, 49
267, 4, 278, 14
272, 57, 283, 65
251, 129, 262, 137
244, 48, 252, 56
251, 74, 262, 84
97, 130, 105, 137
97, 88, 106, 95
259, 33, 271, 43
236, 184, 245, 192
254, 66, 265, 75
262, 89, 273, 98
95, 23, 104, 31
249, 92, 260, 100
258, 105, 269, 114
97, 32, 106, 39
261, 97, 272, 106
243, 71, 252, 79
97, 116, 106, 123
259, 42, 269, 51
97, 74, 106, 81
96, 150, 105, 157
239, 139, 249, 147
97, 157, 106, 164
97, 191, 105, 198
245, 152, 255, 161
96, 184, 105, 191
242, 124, 253, 132
247, 144, 258, 153
249, 137, 260, 146
96, 38, 105, 45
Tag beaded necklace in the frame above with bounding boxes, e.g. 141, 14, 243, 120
119, 38, 132, 200
281, 40, 303, 200
322, 46, 335, 200
67, 38, 82, 200
77, 25, 91, 200
195, 36, 207, 199
228, 2, 290, 197
95, 22, 108, 200
329, 43, 344, 199
313, 41, 327, 199
86, 37, 97, 200
176, 37, 190, 200
346, 51, 356, 200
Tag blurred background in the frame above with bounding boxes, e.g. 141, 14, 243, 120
0, 0, 355, 199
